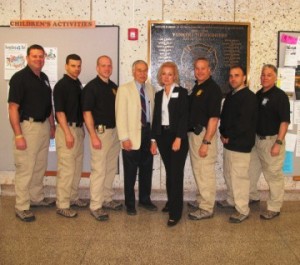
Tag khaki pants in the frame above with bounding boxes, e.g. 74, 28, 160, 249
89, 128, 120, 211
249, 145, 262, 201
188, 130, 217, 213
14, 120, 50, 210
223, 149, 250, 215
249, 135, 285, 212
55, 125, 84, 209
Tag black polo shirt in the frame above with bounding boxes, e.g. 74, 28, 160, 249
219, 87, 257, 153
82, 76, 117, 127
53, 74, 83, 124
189, 77, 222, 127
8, 65, 52, 120
256, 86, 290, 136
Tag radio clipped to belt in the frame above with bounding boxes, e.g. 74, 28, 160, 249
95, 124, 106, 134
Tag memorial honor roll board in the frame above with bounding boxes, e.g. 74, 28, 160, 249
148, 21, 250, 95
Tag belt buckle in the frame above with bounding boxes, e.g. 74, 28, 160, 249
96, 125, 105, 134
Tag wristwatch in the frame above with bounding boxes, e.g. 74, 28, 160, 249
202, 139, 211, 145
275, 139, 283, 145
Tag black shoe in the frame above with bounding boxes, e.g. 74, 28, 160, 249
162, 205, 169, 213
126, 207, 137, 216
138, 202, 158, 211
167, 219, 179, 227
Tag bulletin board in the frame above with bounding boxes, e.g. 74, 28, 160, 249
148, 21, 250, 94
0, 26, 119, 173
277, 31, 300, 180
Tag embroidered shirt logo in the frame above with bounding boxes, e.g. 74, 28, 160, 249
262, 98, 269, 106
196, 89, 203, 96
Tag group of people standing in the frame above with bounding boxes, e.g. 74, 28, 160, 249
8, 44, 290, 227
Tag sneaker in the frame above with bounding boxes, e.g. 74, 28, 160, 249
70, 199, 88, 208
229, 211, 249, 223
56, 208, 77, 218
249, 199, 260, 204
15, 209, 35, 222
216, 200, 235, 208
187, 200, 199, 210
30, 198, 56, 207
90, 208, 109, 221
260, 210, 280, 220
188, 209, 213, 220
102, 200, 123, 211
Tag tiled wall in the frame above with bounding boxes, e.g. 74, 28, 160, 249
0, 0, 300, 197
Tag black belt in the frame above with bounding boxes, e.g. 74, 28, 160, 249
257, 134, 276, 140
258, 135, 266, 140
21, 116, 46, 123
161, 125, 170, 130
95, 124, 115, 129
67, 122, 83, 128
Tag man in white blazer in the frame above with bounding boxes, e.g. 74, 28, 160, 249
116, 60, 157, 215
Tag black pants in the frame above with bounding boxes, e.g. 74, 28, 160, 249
156, 129, 188, 220
122, 125, 153, 209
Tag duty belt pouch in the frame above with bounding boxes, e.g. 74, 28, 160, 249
193, 124, 203, 135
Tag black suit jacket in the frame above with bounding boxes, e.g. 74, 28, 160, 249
152, 86, 188, 139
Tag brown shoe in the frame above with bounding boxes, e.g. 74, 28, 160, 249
15, 209, 35, 222
102, 200, 123, 211
249, 199, 260, 204
229, 211, 249, 223
70, 199, 88, 208
90, 208, 109, 221
260, 210, 280, 220
30, 198, 56, 207
56, 208, 77, 218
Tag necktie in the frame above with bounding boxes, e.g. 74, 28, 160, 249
140, 84, 147, 126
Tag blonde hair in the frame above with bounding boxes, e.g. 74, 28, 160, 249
157, 61, 180, 86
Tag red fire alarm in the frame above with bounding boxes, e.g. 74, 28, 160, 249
128, 28, 138, 41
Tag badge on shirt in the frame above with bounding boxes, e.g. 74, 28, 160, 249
262, 98, 269, 106
196, 89, 203, 96
171, 92, 179, 98
112, 88, 117, 96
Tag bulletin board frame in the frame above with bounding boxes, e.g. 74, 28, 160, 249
0, 25, 120, 173
277, 30, 300, 181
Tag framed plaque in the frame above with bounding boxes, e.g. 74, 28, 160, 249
148, 21, 250, 94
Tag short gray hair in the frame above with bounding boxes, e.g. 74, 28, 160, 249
262, 64, 277, 75
132, 60, 148, 71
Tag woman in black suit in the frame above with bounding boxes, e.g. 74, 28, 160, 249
150, 62, 188, 227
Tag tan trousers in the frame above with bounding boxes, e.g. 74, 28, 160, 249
14, 120, 50, 210
249, 144, 262, 201
223, 149, 250, 215
249, 135, 285, 212
55, 125, 84, 209
89, 128, 120, 211
188, 130, 217, 213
